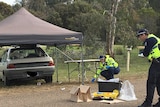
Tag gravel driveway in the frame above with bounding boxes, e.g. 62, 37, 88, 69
0, 77, 159, 107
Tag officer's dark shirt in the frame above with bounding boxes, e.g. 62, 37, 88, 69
143, 37, 157, 57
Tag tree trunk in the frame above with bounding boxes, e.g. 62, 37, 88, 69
106, 0, 121, 56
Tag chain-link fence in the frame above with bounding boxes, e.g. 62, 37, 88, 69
45, 44, 107, 84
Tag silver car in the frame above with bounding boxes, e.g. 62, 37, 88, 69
0, 45, 55, 86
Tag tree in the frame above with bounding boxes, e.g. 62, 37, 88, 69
138, 8, 158, 34
105, 0, 121, 56
115, 0, 138, 47
16, 0, 28, 7
46, 9, 63, 26
148, 0, 160, 36
8, 0, 159, 57
46, 0, 71, 7
149, 0, 160, 12
0, 2, 13, 20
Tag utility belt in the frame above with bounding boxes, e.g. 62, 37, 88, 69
152, 57, 160, 63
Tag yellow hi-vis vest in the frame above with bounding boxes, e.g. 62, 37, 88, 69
105, 55, 118, 68
147, 34, 160, 61
94, 55, 119, 78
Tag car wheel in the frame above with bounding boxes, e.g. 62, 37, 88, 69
3, 75, 10, 86
45, 76, 52, 83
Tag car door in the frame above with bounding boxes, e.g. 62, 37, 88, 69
0, 50, 8, 79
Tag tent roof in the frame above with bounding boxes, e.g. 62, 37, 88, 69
0, 7, 83, 46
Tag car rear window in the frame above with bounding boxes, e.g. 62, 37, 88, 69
9, 47, 47, 60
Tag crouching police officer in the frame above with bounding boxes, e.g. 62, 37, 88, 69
137, 29, 160, 107
91, 54, 120, 82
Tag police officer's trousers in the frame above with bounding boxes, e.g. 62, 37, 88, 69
145, 61, 160, 105
100, 67, 120, 80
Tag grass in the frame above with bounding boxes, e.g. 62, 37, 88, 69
52, 45, 150, 83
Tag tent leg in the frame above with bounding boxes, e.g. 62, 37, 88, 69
55, 46, 58, 83
81, 43, 84, 85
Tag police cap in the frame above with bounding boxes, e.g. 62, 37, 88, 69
99, 55, 105, 59
136, 29, 149, 37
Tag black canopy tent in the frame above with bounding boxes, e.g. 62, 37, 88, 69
0, 7, 85, 84
0, 7, 82, 45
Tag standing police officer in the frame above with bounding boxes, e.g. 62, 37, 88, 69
137, 29, 160, 107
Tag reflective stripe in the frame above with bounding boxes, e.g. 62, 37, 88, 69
148, 34, 160, 61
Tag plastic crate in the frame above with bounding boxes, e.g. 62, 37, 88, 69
98, 82, 122, 92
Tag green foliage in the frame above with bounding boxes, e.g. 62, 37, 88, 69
2, 0, 160, 61
28, 0, 46, 12
138, 7, 158, 33
149, 0, 160, 12
46, 10, 63, 26
46, 0, 69, 7
12, 3, 22, 12
134, 0, 150, 10
0, 2, 13, 19
114, 46, 124, 55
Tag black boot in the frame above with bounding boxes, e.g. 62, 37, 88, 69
138, 101, 152, 107
153, 102, 160, 107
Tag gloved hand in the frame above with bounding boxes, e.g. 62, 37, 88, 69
91, 78, 96, 83
106, 65, 110, 69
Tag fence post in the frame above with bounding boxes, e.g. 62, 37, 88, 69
126, 46, 132, 71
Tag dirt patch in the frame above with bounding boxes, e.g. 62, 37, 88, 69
0, 76, 159, 107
